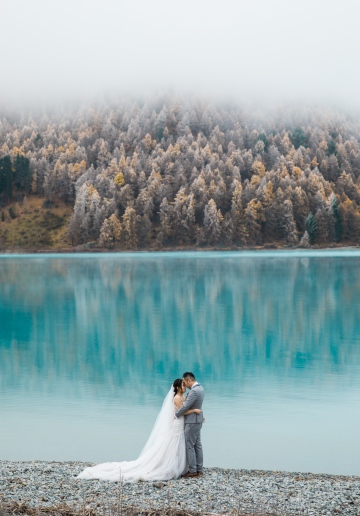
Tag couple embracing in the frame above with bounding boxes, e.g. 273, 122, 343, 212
77, 372, 204, 482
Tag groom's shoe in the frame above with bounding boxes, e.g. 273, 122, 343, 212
197, 471, 203, 477
181, 471, 198, 479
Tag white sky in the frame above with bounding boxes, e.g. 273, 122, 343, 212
1, 0, 360, 107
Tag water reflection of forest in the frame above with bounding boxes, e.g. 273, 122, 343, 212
1, 254, 360, 394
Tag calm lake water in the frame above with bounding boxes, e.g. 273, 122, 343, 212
1, 251, 360, 475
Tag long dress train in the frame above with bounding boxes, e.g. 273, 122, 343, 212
76, 388, 187, 482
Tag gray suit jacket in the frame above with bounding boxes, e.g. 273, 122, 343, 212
175, 383, 204, 423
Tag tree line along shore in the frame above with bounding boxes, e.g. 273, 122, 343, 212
1, 97, 360, 251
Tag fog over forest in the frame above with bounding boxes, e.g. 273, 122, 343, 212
1, 1, 360, 250
1, 0, 360, 107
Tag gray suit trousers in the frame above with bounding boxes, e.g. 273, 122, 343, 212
184, 423, 203, 473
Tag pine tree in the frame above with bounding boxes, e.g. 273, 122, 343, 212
282, 200, 298, 245
185, 192, 196, 242
230, 180, 248, 244
305, 213, 317, 244
331, 195, 343, 242
2, 97, 360, 250
158, 198, 173, 245
114, 172, 125, 188
290, 127, 309, 149
123, 206, 138, 248
291, 186, 309, 233
173, 187, 188, 242
0, 156, 13, 202
43, 172, 57, 205
99, 214, 122, 249
244, 199, 264, 245
315, 208, 331, 243
137, 213, 152, 246
299, 230, 310, 248
13, 155, 31, 192
202, 199, 223, 245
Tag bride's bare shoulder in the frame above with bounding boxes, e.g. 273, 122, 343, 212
173, 394, 183, 408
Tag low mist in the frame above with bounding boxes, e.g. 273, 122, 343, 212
1, 0, 360, 111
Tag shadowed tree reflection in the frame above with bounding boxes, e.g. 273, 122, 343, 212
1, 253, 360, 397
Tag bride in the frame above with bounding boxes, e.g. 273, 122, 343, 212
76, 379, 202, 482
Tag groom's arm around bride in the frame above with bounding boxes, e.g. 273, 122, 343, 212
174, 384, 204, 422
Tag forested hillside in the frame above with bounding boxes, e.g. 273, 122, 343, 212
1, 97, 360, 250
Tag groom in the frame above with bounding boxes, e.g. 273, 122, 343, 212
174, 372, 204, 478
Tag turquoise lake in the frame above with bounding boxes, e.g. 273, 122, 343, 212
1, 251, 360, 475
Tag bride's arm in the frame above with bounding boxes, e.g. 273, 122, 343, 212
184, 408, 202, 415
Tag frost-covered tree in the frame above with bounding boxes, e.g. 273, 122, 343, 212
1, 96, 360, 249
299, 230, 310, 248
122, 206, 138, 248
230, 180, 248, 245
202, 199, 223, 245
244, 199, 264, 245
99, 214, 122, 249
282, 200, 298, 245
158, 197, 173, 245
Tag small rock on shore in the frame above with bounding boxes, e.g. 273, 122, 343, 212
1, 461, 360, 515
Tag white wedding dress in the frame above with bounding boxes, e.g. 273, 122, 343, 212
76, 388, 187, 482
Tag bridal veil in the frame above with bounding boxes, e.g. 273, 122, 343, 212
76, 387, 187, 482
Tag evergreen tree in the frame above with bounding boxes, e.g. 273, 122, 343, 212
158, 197, 173, 245
0, 156, 13, 202
257, 133, 269, 152
244, 199, 264, 245
327, 139, 336, 156
82, 187, 102, 240
1, 97, 360, 249
123, 206, 138, 248
230, 180, 248, 244
315, 208, 332, 243
299, 230, 310, 248
202, 199, 223, 245
173, 187, 188, 242
184, 193, 196, 241
290, 127, 309, 149
331, 195, 343, 242
137, 213, 152, 246
305, 212, 317, 244
99, 214, 122, 249
13, 155, 31, 192
283, 200, 298, 245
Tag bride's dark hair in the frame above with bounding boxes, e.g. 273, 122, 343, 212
173, 379, 183, 396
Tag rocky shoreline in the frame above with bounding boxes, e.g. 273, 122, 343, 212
1, 461, 360, 515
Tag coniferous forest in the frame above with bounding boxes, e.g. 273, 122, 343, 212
1, 96, 360, 250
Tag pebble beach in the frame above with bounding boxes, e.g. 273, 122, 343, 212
1, 461, 360, 515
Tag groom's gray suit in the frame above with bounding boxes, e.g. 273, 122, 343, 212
175, 383, 204, 474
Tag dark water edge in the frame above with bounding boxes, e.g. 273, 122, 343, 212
0, 243, 360, 254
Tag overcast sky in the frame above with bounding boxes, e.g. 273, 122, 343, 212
1, 0, 360, 108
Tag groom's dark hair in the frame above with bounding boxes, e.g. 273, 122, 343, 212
183, 372, 195, 381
